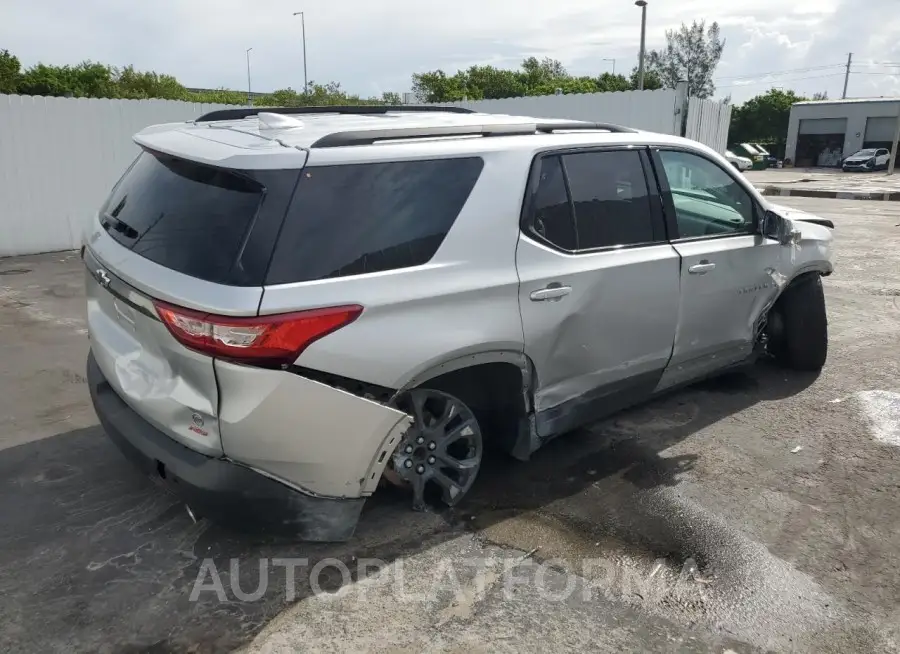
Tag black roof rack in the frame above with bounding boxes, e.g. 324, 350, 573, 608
309, 121, 638, 148
195, 105, 476, 122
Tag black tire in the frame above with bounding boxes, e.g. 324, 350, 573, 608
770, 274, 828, 371
731, 161, 740, 170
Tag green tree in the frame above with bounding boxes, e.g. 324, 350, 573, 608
2, 48, 396, 106
17, 63, 74, 96
411, 69, 468, 102
595, 72, 633, 93
644, 20, 725, 98
628, 66, 663, 91
729, 88, 807, 146
116, 65, 185, 100
465, 65, 526, 99
0, 49, 21, 94
412, 57, 655, 102
520, 56, 568, 91
17, 60, 119, 98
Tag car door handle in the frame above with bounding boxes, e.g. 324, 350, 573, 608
688, 262, 716, 274
530, 285, 572, 301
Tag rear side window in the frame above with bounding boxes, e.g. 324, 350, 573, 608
266, 158, 483, 284
530, 156, 577, 250
100, 151, 263, 284
562, 150, 655, 249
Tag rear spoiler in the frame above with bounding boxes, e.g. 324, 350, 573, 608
794, 218, 835, 229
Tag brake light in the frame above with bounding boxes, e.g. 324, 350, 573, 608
153, 301, 363, 366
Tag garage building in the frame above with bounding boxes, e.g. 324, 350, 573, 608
784, 98, 900, 168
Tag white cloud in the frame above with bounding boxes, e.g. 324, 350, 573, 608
1, 0, 898, 103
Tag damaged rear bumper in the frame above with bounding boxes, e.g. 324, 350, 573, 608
88, 352, 368, 541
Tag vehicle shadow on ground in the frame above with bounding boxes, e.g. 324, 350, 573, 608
0, 360, 817, 653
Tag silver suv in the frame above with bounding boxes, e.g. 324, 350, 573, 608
84, 106, 834, 541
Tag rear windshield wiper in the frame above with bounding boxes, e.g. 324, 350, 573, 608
101, 213, 139, 240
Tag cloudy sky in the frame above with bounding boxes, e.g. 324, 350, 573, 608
2, 0, 899, 103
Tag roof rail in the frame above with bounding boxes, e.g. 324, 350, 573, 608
309, 120, 638, 148
537, 121, 637, 134
195, 105, 475, 122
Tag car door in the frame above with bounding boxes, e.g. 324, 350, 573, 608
515, 147, 681, 438
650, 147, 782, 391
877, 149, 890, 168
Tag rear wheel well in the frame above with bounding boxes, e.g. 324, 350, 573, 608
413, 363, 527, 454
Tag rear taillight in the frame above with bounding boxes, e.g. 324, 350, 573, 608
153, 301, 363, 366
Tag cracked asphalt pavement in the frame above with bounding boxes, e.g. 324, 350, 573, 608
1, 197, 899, 653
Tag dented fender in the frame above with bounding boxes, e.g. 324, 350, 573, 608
756, 213, 834, 336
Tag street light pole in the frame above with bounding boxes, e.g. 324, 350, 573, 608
293, 11, 308, 93
245, 47, 253, 107
635, 0, 648, 90
601, 58, 616, 75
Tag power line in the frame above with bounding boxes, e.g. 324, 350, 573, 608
714, 63, 844, 81
716, 72, 845, 89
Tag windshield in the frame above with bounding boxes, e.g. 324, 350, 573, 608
99, 150, 264, 284
740, 143, 762, 155
853, 149, 877, 157
752, 144, 771, 155
725, 150, 737, 158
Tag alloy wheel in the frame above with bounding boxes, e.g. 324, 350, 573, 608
390, 389, 483, 511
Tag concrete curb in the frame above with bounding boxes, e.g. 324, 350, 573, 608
758, 187, 900, 201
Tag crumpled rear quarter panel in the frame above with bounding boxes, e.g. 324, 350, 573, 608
215, 360, 412, 498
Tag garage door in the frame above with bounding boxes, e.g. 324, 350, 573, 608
796, 118, 847, 167
798, 118, 847, 135
865, 116, 897, 142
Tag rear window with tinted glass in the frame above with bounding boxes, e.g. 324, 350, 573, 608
266, 157, 484, 284
99, 150, 264, 283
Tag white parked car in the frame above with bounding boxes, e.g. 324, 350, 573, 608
842, 148, 892, 171
725, 150, 753, 171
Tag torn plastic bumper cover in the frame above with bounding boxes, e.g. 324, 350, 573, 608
87, 351, 366, 541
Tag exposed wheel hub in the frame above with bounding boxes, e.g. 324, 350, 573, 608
389, 388, 483, 511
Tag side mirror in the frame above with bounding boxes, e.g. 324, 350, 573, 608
761, 210, 801, 246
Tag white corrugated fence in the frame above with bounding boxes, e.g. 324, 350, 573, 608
431, 88, 685, 135
685, 97, 733, 155
0, 95, 236, 257
0, 90, 731, 257
429, 86, 731, 153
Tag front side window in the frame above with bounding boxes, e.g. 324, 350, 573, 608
658, 150, 755, 239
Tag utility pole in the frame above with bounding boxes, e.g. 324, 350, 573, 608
293, 11, 308, 93
842, 52, 852, 99
245, 47, 253, 107
888, 104, 900, 175
635, 1, 648, 90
